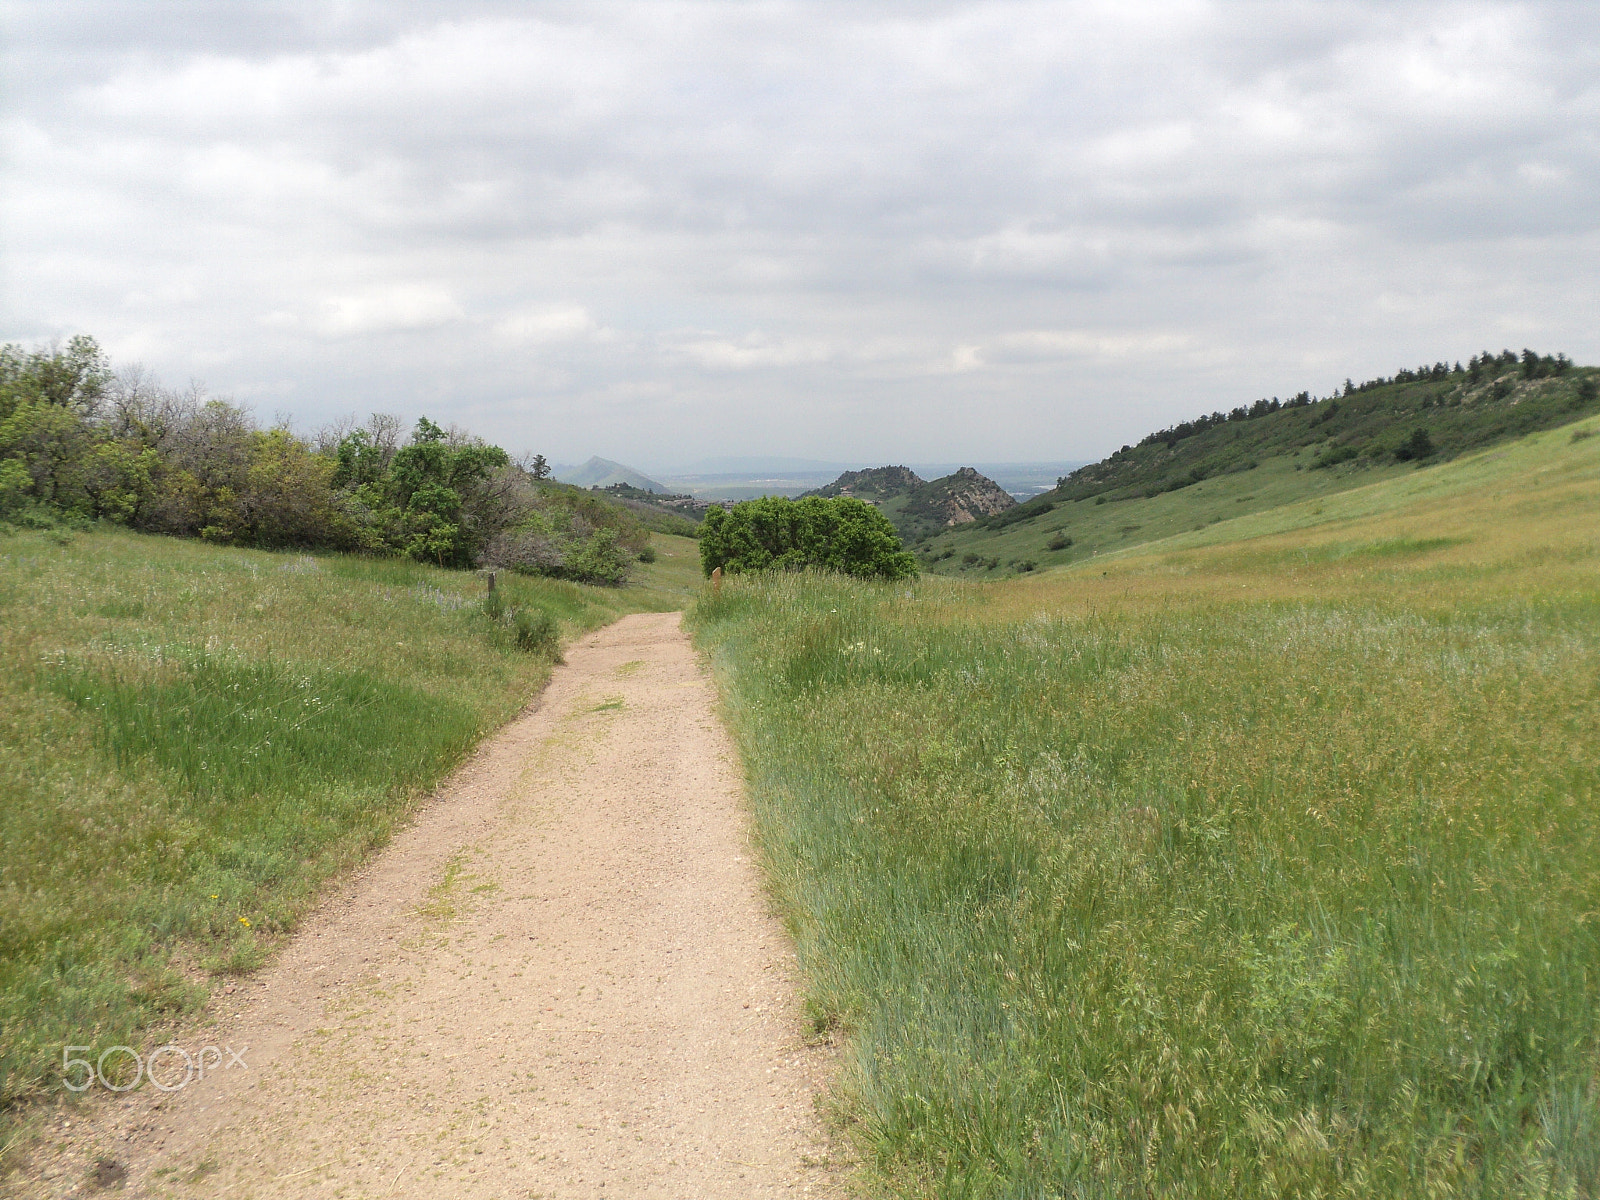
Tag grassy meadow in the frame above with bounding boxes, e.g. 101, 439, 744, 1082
691, 418, 1600, 1197
0, 526, 692, 1126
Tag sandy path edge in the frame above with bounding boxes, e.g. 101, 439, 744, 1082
9, 612, 840, 1199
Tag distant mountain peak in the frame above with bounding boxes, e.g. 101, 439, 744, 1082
554, 456, 668, 493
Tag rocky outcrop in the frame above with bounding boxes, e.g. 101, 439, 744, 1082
914, 467, 1016, 526
801, 463, 1015, 540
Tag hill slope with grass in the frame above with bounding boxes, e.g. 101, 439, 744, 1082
689, 413, 1600, 1198
0, 524, 692, 1132
918, 350, 1598, 576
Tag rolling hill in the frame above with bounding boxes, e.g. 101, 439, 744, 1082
918, 350, 1599, 575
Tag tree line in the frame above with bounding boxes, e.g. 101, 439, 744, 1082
0, 336, 647, 584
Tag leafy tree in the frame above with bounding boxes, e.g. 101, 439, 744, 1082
0, 399, 95, 507
241, 429, 353, 547
1394, 428, 1435, 461
81, 440, 159, 524
0, 335, 110, 421
0, 334, 642, 588
0, 459, 30, 517
332, 428, 390, 489
699, 495, 916, 580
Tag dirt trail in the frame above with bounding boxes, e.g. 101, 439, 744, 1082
20, 612, 836, 1199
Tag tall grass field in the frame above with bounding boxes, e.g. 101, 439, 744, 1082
0, 527, 695, 1128
691, 420, 1600, 1198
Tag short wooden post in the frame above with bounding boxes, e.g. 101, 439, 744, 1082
486, 570, 496, 593
711, 566, 723, 594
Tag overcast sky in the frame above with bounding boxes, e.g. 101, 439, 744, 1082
4, 2, 1597, 467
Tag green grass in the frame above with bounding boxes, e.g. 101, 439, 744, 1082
921, 368, 1599, 578
619, 532, 704, 604
689, 417, 1600, 1198
921, 450, 1421, 576
0, 525, 685, 1126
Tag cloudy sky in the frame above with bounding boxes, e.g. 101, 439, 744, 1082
4, 2, 1597, 467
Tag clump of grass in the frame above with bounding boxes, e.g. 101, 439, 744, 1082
513, 607, 560, 657
480, 587, 562, 657
689, 428, 1600, 1198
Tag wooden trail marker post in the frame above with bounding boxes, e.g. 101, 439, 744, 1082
711, 566, 723, 594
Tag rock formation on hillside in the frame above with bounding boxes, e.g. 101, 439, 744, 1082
803, 464, 1015, 541
912, 466, 1017, 526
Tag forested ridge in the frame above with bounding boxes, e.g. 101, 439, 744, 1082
982, 349, 1597, 531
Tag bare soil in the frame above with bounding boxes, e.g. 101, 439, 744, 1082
11, 612, 837, 1198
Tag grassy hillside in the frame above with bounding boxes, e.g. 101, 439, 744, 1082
0, 526, 689, 1129
920, 357, 1599, 576
589, 483, 705, 536
690, 416, 1600, 1198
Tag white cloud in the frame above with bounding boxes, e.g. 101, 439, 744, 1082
672, 332, 834, 371
492, 306, 601, 344
313, 286, 463, 338
983, 330, 1197, 364
3, 1, 1598, 464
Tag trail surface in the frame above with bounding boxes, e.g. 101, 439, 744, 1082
23, 612, 835, 1198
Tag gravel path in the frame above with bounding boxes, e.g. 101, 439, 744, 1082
20, 612, 836, 1198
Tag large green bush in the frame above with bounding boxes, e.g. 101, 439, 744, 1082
698, 494, 917, 580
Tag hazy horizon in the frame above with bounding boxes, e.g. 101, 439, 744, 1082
5, 1, 1597, 465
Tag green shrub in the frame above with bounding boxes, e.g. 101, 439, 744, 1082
698, 495, 916, 581
1313, 444, 1360, 469
1046, 531, 1073, 551
561, 527, 632, 586
637, 544, 658, 564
